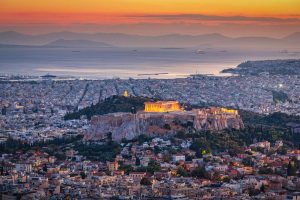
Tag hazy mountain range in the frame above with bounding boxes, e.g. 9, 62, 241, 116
0, 31, 299, 49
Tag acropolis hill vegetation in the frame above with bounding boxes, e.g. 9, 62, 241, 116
64, 95, 156, 120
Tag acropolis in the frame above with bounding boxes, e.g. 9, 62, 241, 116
86, 102, 244, 141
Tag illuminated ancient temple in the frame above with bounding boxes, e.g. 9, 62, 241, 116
144, 101, 181, 112
209, 107, 238, 115
221, 108, 238, 115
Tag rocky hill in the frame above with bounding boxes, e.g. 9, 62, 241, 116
85, 108, 244, 142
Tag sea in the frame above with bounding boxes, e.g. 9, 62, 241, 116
0, 47, 299, 79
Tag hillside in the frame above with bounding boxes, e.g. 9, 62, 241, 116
64, 95, 156, 120
239, 110, 300, 128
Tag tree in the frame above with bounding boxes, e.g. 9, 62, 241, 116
212, 171, 221, 181
259, 167, 273, 174
119, 165, 133, 174
121, 138, 128, 144
107, 132, 112, 141
177, 166, 188, 177
223, 176, 231, 183
287, 161, 297, 176
163, 154, 171, 162
164, 124, 171, 130
175, 131, 186, 139
0, 161, 4, 175
135, 157, 141, 166
42, 164, 48, 172
242, 157, 254, 167
1, 107, 6, 115
191, 167, 206, 178
248, 187, 260, 196
80, 171, 86, 179
140, 177, 152, 185
154, 146, 161, 155
147, 159, 161, 174
138, 134, 151, 145
260, 184, 266, 193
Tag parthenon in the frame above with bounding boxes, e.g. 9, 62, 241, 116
144, 101, 181, 112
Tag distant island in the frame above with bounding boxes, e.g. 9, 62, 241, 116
44, 39, 113, 48
41, 74, 57, 79
137, 73, 169, 76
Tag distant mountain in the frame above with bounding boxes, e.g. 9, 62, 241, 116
0, 31, 35, 44
0, 43, 35, 48
282, 32, 300, 43
0, 31, 299, 48
0, 31, 146, 46
44, 39, 113, 48
233, 36, 279, 46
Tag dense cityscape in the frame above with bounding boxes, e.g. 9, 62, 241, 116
0, 60, 300, 199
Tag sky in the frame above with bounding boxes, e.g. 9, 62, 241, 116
1, 0, 300, 37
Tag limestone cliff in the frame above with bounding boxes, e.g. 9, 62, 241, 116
85, 108, 244, 142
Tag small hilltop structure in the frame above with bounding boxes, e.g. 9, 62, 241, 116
123, 90, 129, 97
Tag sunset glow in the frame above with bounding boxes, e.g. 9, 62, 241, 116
1, 0, 300, 36
2, 0, 300, 24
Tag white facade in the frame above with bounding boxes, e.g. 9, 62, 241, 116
16, 163, 32, 173
172, 154, 186, 162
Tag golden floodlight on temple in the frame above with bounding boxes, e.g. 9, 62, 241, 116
144, 101, 182, 112
221, 108, 238, 115
123, 90, 129, 97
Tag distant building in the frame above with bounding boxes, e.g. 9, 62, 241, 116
113, 170, 125, 176
107, 161, 119, 173
172, 154, 186, 162
144, 101, 181, 112
16, 163, 32, 173
129, 172, 146, 182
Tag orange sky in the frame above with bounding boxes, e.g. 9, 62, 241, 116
1, 0, 300, 35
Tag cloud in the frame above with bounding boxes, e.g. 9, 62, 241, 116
129, 14, 300, 23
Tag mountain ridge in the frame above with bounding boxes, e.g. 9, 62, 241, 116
0, 31, 299, 48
